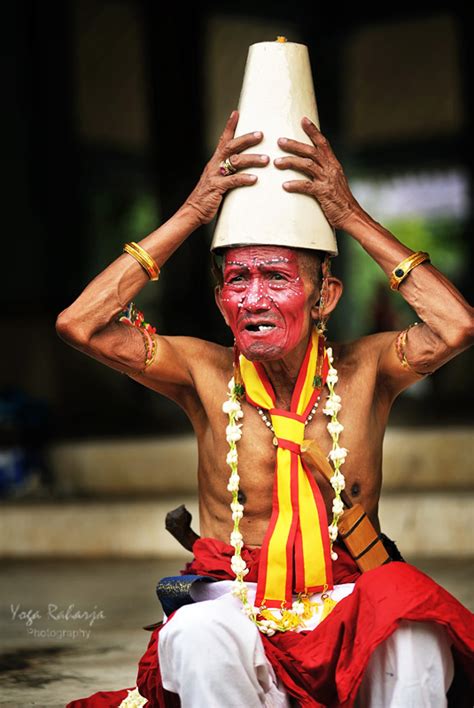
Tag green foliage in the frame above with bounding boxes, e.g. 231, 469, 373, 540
86, 191, 160, 277
343, 217, 467, 337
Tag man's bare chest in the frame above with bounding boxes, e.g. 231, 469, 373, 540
200, 388, 385, 510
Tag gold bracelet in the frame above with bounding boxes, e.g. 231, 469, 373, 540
123, 242, 160, 281
389, 251, 430, 291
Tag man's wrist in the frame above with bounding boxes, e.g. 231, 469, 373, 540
337, 204, 373, 236
178, 201, 207, 230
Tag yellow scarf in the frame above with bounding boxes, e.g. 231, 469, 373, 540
239, 329, 333, 609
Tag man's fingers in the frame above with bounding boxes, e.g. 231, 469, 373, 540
282, 179, 314, 194
225, 131, 264, 156
219, 110, 239, 145
301, 117, 328, 147
227, 153, 269, 170
277, 138, 317, 160
274, 155, 318, 177
220, 173, 258, 189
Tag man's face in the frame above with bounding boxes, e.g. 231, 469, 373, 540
218, 245, 318, 361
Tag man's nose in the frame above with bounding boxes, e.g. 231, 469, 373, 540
242, 278, 271, 311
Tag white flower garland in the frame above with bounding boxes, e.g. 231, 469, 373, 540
223, 346, 347, 634
323, 347, 347, 559
118, 687, 148, 707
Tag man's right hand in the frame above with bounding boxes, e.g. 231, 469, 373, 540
56, 112, 268, 399
185, 110, 269, 225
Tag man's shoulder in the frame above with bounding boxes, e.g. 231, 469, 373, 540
327, 331, 392, 363
331, 331, 397, 369
126, 334, 233, 404
161, 334, 232, 372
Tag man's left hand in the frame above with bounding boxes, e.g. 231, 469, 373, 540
274, 117, 360, 230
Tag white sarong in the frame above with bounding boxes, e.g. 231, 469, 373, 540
159, 580, 454, 707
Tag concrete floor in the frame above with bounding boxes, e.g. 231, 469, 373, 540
1, 556, 473, 707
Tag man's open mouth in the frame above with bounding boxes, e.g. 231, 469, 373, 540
243, 323, 277, 333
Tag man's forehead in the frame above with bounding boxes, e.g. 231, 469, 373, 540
223, 245, 298, 268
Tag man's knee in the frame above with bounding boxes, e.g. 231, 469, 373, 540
160, 597, 258, 660
357, 620, 454, 707
158, 597, 279, 704
395, 619, 453, 662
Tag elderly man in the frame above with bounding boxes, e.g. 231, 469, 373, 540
59, 108, 473, 708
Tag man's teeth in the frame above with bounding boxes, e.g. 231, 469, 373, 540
245, 323, 276, 332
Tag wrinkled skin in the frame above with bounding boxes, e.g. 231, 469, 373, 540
217, 245, 318, 361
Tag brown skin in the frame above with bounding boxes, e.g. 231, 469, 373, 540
56, 111, 473, 547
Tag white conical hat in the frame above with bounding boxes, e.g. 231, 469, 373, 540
211, 38, 337, 256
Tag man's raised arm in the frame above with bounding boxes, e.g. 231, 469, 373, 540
55, 111, 268, 391
275, 117, 473, 394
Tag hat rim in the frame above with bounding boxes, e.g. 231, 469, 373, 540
210, 241, 337, 257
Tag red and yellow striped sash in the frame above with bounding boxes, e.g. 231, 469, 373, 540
240, 330, 333, 609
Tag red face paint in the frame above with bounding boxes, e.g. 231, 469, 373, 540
219, 246, 313, 361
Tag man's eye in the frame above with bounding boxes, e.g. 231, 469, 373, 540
228, 275, 245, 283
269, 272, 286, 281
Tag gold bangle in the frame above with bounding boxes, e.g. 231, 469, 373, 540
128, 242, 160, 280
123, 242, 160, 281
389, 251, 430, 291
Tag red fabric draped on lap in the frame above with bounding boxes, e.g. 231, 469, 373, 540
67, 537, 474, 708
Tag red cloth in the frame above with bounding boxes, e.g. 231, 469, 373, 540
67, 537, 474, 708
66, 690, 131, 707
183, 537, 361, 586
260, 564, 474, 707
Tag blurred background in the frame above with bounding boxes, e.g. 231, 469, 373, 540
1, 2, 473, 703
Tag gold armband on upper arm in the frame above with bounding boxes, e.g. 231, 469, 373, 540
117, 301, 158, 373
395, 322, 433, 377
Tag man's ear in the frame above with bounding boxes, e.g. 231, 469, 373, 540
310, 277, 343, 320
214, 285, 229, 325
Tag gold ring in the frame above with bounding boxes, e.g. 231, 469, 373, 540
219, 157, 237, 176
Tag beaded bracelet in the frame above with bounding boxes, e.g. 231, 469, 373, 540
144, 333, 158, 369
136, 327, 158, 369
118, 302, 158, 372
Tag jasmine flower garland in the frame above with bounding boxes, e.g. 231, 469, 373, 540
118, 687, 148, 707
322, 347, 347, 559
223, 347, 347, 634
